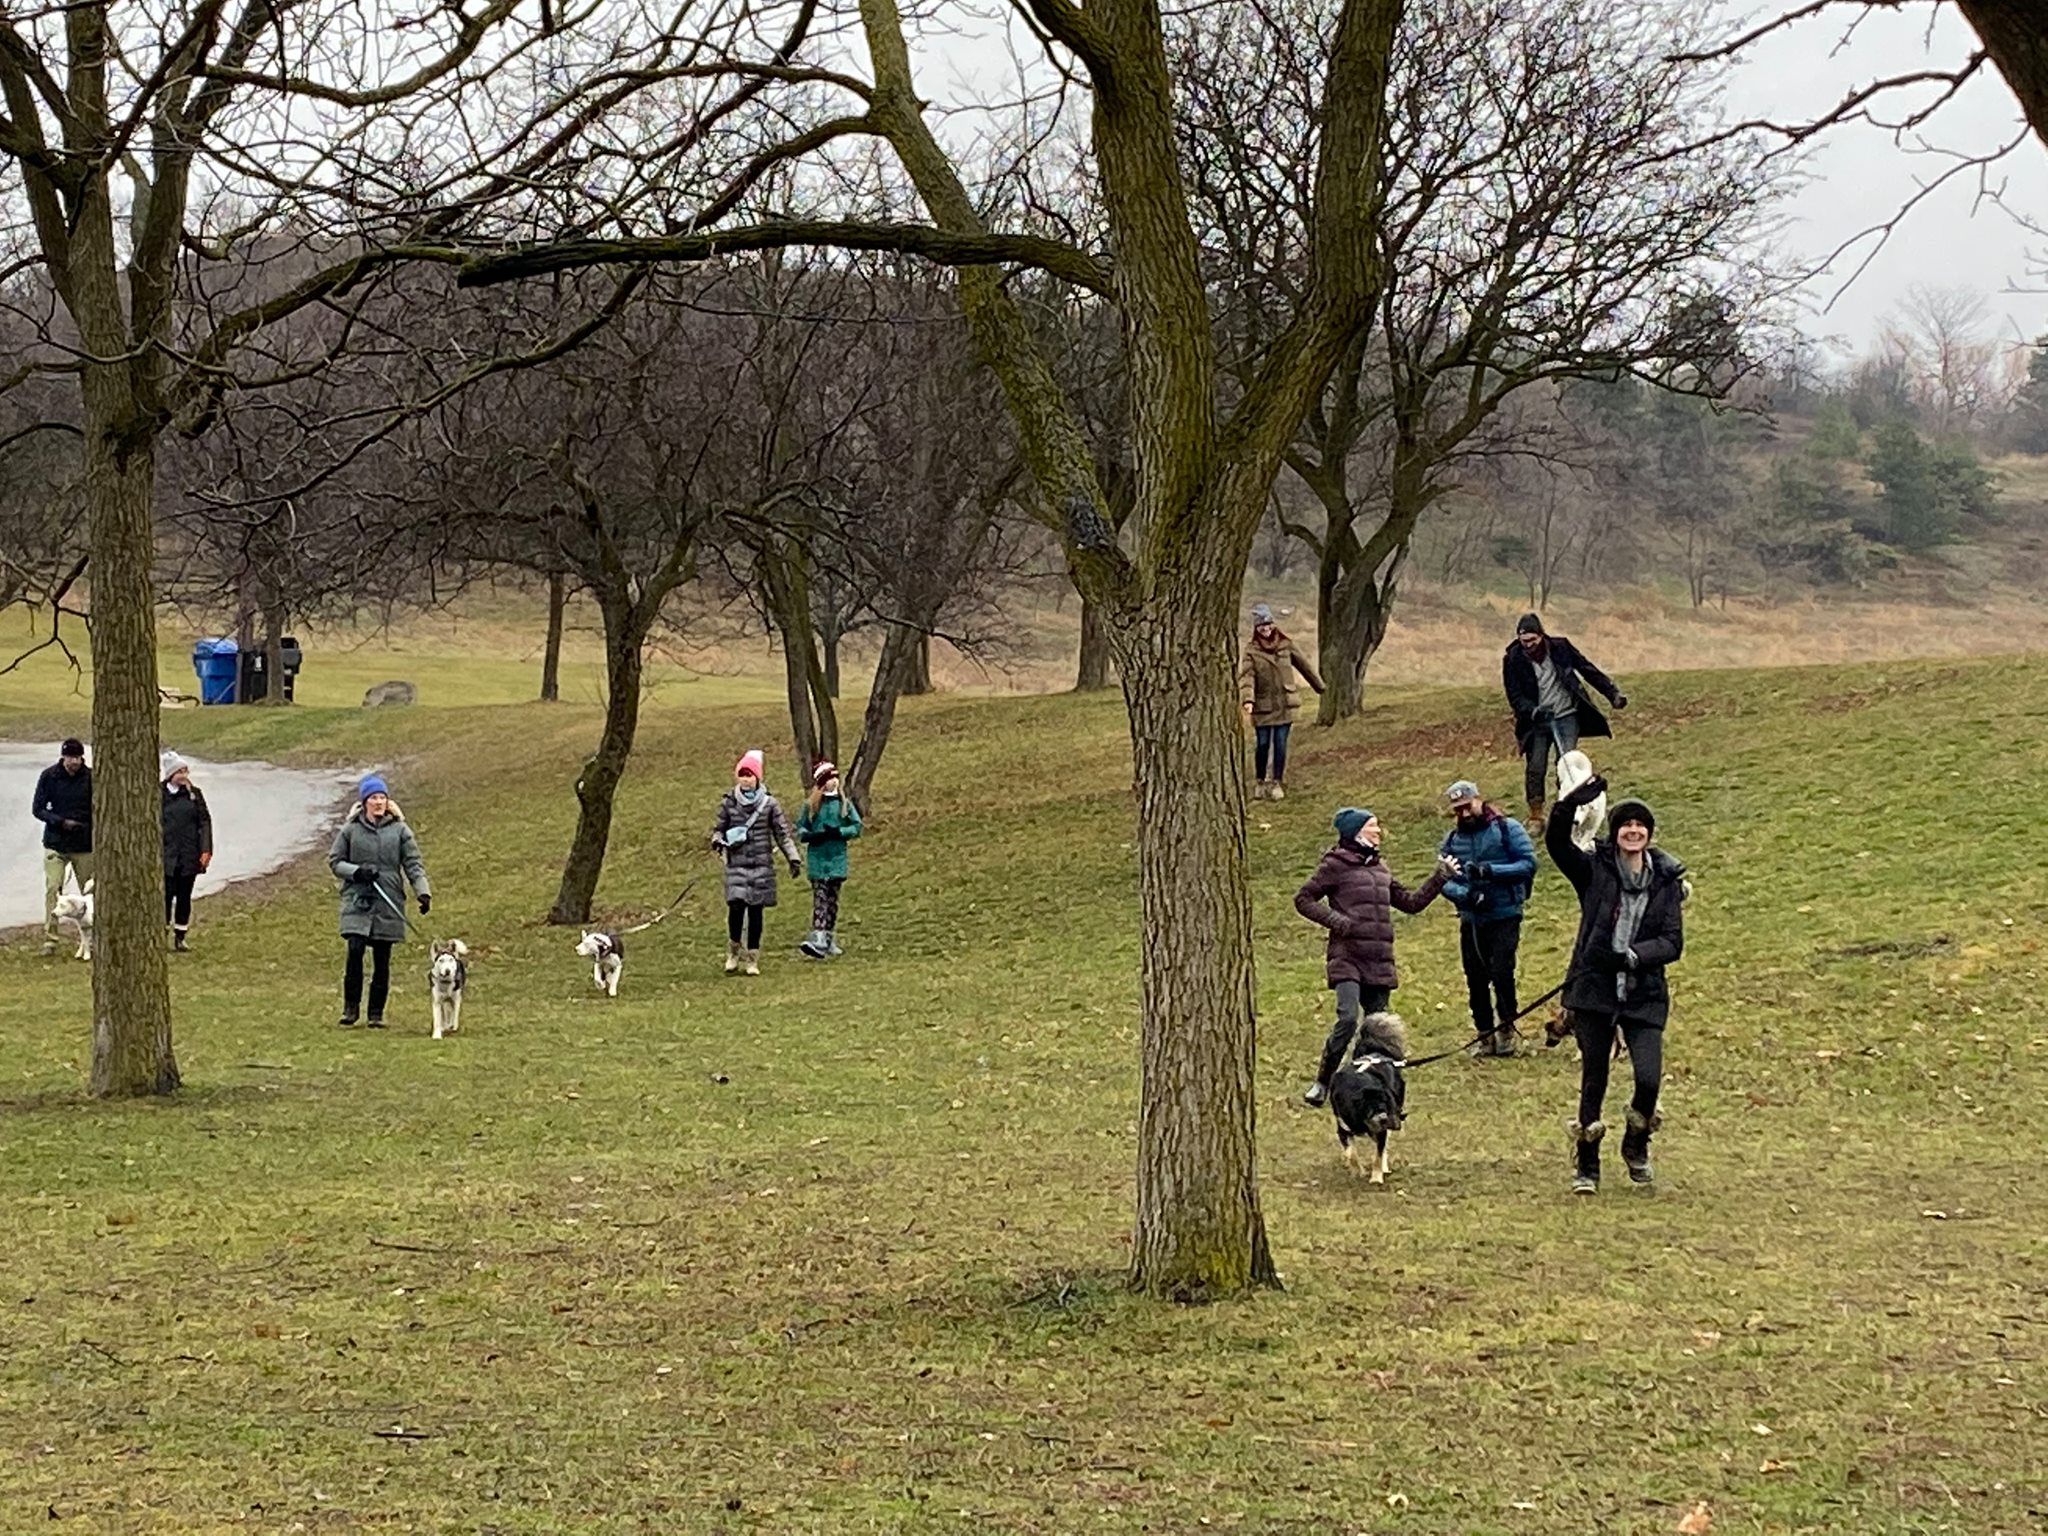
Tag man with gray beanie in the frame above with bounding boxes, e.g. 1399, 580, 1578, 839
1437, 778, 1537, 1056
1502, 613, 1626, 832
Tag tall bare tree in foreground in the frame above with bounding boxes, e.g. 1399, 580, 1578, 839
456, 0, 1403, 1297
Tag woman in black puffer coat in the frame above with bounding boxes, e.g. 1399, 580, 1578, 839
1547, 776, 1686, 1194
159, 751, 214, 953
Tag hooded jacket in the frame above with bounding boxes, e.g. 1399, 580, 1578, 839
1294, 843, 1445, 989
1544, 800, 1685, 1027
328, 799, 429, 941
1502, 633, 1623, 751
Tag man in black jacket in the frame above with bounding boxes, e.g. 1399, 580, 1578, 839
32, 737, 93, 956
1502, 613, 1627, 831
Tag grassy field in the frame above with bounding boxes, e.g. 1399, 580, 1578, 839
3, 654, 2046, 1533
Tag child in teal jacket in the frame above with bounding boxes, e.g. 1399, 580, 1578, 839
795, 761, 863, 957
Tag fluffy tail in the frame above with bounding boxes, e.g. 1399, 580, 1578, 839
1357, 1011, 1409, 1061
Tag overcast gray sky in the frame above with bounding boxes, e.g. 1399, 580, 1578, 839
1705, 2, 2045, 361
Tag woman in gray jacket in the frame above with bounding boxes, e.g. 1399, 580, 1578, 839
327, 773, 430, 1027
709, 749, 799, 976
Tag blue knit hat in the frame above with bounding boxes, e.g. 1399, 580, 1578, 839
1333, 806, 1373, 842
358, 773, 388, 799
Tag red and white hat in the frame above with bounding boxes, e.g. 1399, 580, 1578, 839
812, 760, 837, 786
734, 749, 765, 780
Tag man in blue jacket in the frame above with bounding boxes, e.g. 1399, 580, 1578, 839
1439, 779, 1537, 1056
32, 737, 93, 956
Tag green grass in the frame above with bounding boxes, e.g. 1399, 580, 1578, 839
4, 657, 2046, 1533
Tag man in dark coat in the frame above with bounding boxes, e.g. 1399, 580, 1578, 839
31, 737, 92, 956
1502, 613, 1626, 831
1547, 777, 1686, 1193
1294, 805, 1448, 1106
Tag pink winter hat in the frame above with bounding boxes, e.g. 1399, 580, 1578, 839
734, 749, 765, 780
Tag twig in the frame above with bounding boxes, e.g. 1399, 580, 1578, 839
368, 1237, 448, 1254
371, 1427, 434, 1441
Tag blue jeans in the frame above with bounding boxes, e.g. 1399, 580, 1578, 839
1523, 714, 1579, 806
1255, 723, 1292, 783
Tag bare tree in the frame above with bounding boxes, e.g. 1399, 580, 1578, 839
455, 0, 1406, 1298
1885, 284, 1998, 434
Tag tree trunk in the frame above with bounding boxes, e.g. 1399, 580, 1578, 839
1075, 596, 1113, 691
1121, 601, 1276, 1299
903, 631, 933, 696
1958, 2, 2048, 149
844, 620, 924, 813
82, 408, 176, 1097
540, 571, 566, 701
261, 586, 288, 708
821, 619, 843, 700
549, 603, 644, 925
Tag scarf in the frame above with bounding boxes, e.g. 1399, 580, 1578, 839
1611, 852, 1652, 1000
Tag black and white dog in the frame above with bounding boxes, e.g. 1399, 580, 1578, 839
1327, 1011, 1408, 1185
428, 939, 468, 1039
574, 929, 625, 997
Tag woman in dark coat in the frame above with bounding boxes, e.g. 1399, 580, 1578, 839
159, 751, 213, 952
1547, 776, 1686, 1193
709, 749, 800, 976
1294, 805, 1449, 1107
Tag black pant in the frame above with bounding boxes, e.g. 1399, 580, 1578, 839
1523, 714, 1580, 806
1459, 917, 1521, 1034
1573, 1011, 1663, 1127
1255, 723, 1292, 782
727, 900, 764, 948
1317, 981, 1392, 1086
344, 935, 393, 1020
164, 872, 197, 929
811, 878, 843, 932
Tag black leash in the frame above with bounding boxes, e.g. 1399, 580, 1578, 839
618, 876, 701, 935
1399, 977, 1570, 1068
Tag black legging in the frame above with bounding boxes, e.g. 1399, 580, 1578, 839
164, 872, 197, 929
1573, 1011, 1663, 1127
727, 900, 764, 948
344, 935, 394, 1020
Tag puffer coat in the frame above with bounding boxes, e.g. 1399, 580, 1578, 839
328, 800, 430, 941
796, 793, 863, 881
1294, 843, 1445, 989
1545, 803, 1685, 1027
161, 783, 214, 880
710, 787, 800, 906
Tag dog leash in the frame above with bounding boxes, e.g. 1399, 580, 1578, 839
371, 881, 433, 943
1399, 978, 1571, 1068
617, 876, 701, 935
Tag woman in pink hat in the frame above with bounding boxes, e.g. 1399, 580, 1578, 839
708, 748, 800, 975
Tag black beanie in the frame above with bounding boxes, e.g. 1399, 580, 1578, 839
1609, 797, 1655, 837
60, 737, 84, 757
1516, 612, 1545, 636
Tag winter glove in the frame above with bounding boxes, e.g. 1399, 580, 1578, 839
418, 895, 432, 915
1613, 693, 1628, 710
1558, 774, 1607, 810
350, 865, 379, 884
787, 859, 801, 878
1468, 862, 1493, 882
1585, 947, 1624, 974
197, 851, 212, 872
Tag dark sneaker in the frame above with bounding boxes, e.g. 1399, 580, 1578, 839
1571, 1172, 1599, 1195
337, 1014, 359, 1028
1302, 1082, 1328, 1108
366, 1017, 385, 1029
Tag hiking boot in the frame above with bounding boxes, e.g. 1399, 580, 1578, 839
172, 929, 190, 953
1623, 1108, 1660, 1185
337, 1013, 359, 1028
724, 941, 741, 975
799, 930, 827, 959
1251, 781, 1269, 801
366, 1016, 385, 1029
1569, 1119, 1603, 1194
742, 949, 760, 977
1268, 781, 1286, 802
1526, 799, 1545, 837
1492, 1022, 1518, 1058
1302, 1081, 1328, 1109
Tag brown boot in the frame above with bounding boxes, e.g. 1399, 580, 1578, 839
1526, 799, 1545, 837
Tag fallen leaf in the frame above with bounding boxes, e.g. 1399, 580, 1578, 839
1385, 1492, 1409, 1509
1921, 1209, 1949, 1220
1760, 1459, 1789, 1474
1750, 1423, 1773, 1436
1677, 1501, 1713, 1534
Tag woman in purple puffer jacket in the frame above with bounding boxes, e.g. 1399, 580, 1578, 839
1294, 805, 1451, 1107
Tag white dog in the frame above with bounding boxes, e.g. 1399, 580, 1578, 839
52, 880, 94, 961
575, 930, 625, 997
1556, 750, 1608, 852
428, 939, 468, 1039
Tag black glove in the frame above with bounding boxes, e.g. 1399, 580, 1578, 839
1613, 693, 1628, 710
1558, 774, 1607, 810
1468, 862, 1493, 882
350, 865, 378, 884
787, 859, 801, 878
418, 895, 431, 915
1585, 946, 1624, 973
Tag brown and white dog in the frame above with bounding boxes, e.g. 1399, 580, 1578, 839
1327, 1011, 1409, 1185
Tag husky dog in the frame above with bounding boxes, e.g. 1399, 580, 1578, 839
575, 930, 625, 997
1326, 1011, 1409, 1186
1556, 749, 1608, 852
52, 880, 95, 961
428, 939, 468, 1039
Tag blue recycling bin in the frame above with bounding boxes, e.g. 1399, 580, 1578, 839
191, 637, 240, 705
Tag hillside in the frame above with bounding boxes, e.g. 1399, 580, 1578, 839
3, 652, 2045, 1531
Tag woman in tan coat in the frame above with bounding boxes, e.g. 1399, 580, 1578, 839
1238, 602, 1324, 800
